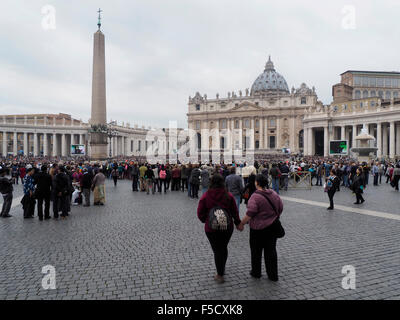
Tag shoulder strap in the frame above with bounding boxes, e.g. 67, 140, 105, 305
257, 191, 279, 217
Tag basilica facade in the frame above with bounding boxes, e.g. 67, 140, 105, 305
187, 56, 323, 159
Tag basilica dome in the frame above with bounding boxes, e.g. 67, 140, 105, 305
250, 56, 289, 96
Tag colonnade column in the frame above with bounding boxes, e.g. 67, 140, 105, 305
376, 122, 382, 158
382, 124, 388, 156
308, 128, 313, 156
43, 133, 48, 157
52, 133, 57, 157
2, 132, 7, 156
396, 123, 400, 156
23, 132, 28, 156
324, 126, 329, 157
389, 121, 395, 159
13, 132, 18, 155
33, 133, 38, 156
352, 125, 357, 148
341, 126, 346, 140
259, 118, 264, 150
61, 133, 66, 157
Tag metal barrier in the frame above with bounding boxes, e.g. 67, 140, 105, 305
288, 172, 312, 190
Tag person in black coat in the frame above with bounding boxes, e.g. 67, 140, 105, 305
189, 165, 201, 198
351, 168, 365, 204
34, 165, 52, 220
54, 166, 70, 219
81, 169, 93, 206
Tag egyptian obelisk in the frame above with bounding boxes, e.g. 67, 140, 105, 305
89, 8, 108, 159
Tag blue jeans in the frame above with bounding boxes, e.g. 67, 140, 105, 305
272, 178, 279, 194
187, 178, 191, 197
343, 175, 349, 187
234, 195, 240, 212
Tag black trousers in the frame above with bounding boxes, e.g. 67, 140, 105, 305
37, 195, 51, 219
23, 196, 35, 218
250, 227, 278, 280
113, 176, 118, 186
191, 183, 199, 198
132, 176, 138, 191
206, 230, 233, 276
172, 178, 180, 191
159, 179, 167, 192
1, 193, 13, 216
53, 195, 68, 218
327, 189, 336, 209
181, 178, 187, 191
355, 191, 364, 203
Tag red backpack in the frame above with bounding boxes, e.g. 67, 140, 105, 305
159, 170, 166, 179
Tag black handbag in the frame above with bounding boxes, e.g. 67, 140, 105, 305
259, 192, 285, 238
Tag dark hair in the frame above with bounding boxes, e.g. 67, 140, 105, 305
255, 174, 268, 189
209, 173, 225, 190
41, 165, 47, 172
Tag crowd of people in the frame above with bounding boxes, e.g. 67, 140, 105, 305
1, 155, 399, 284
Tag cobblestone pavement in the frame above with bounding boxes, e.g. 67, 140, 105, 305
1, 179, 400, 300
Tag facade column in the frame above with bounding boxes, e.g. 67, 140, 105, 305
43, 133, 48, 157
377, 122, 382, 158
276, 118, 281, 150
71, 134, 76, 146
396, 123, 400, 156
382, 124, 388, 157
238, 119, 243, 150
390, 121, 395, 159
33, 133, 38, 156
341, 126, 346, 140
13, 132, 18, 155
259, 118, 264, 150
352, 125, 357, 149
23, 132, 28, 156
250, 118, 255, 150
122, 136, 125, 156
79, 134, 83, 145
61, 133, 66, 157
324, 126, 329, 157
264, 117, 268, 149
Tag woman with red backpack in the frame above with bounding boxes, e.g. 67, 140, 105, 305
197, 174, 242, 284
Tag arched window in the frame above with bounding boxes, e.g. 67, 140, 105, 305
220, 137, 225, 149
370, 91, 376, 97
363, 90, 369, 98
301, 97, 306, 104
385, 91, 391, 99
355, 90, 361, 99
394, 91, 399, 99
378, 91, 384, 98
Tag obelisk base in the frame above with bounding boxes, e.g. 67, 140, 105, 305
89, 132, 108, 160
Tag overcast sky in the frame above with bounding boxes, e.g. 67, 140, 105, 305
1, 0, 400, 129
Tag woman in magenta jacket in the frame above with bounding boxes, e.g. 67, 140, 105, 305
197, 174, 242, 284
239, 174, 283, 281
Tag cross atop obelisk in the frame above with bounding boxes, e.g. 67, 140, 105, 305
97, 8, 102, 30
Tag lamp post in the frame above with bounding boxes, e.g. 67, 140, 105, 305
107, 121, 117, 158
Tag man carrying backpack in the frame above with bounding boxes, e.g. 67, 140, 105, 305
0, 167, 13, 218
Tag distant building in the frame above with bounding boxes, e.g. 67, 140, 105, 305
187, 56, 322, 159
304, 70, 400, 158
